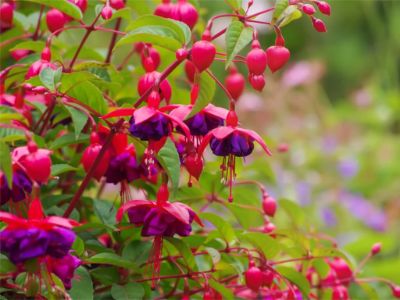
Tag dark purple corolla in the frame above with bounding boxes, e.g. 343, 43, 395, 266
210, 132, 254, 157
129, 113, 171, 141
47, 253, 81, 289
105, 150, 140, 184
0, 170, 33, 204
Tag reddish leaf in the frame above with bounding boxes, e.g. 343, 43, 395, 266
102, 108, 135, 119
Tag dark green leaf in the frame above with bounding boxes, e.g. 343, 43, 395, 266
209, 279, 234, 299
27, 0, 83, 20
276, 266, 310, 295
111, 283, 145, 300
312, 258, 330, 278
225, 20, 253, 68
69, 267, 94, 300
65, 106, 88, 138
71, 237, 84, 256
0, 254, 16, 274
157, 139, 181, 192
201, 213, 237, 244
0, 142, 12, 186
39, 67, 59, 91
91, 267, 120, 285
66, 80, 108, 115
165, 237, 197, 270
187, 71, 216, 118
51, 164, 77, 176
94, 199, 117, 226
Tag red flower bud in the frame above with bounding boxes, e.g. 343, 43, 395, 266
244, 265, 264, 291
46, 9, 67, 33
11, 49, 31, 61
191, 40, 216, 72
0, 2, 14, 30
141, 47, 160, 72
371, 242, 381, 255
316, 1, 331, 16
392, 285, 400, 298
246, 48, 267, 75
184, 153, 203, 180
101, 5, 113, 20
302, 4, 316, 15
81, 143, 110, 181
110, 0, 125, 10
176, 48, 188, 61
184, 60, 196, 83
329, 258, 352, 284
138, 71, 172, 102
266, 45, 290, 73
154, 0, 172, 18
225, 70, 245, 100
173, 0, 198, 29
248, 74, 265, 91
312, 17, 327, 33
332, 285, 349, 300
277, 143, 289, 153
262, 194, 277, 217
19, 142, 52, 184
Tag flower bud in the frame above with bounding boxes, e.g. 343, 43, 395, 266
316, 1, 331, 16
371, 242, 381, 256
312, 17, 327, 33
101, 5, 113, 20
302, 4, 316, 15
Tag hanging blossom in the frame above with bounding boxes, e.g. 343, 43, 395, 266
0, 198, 80, 289
198, 110, 272, 202
116, 184, 203, 288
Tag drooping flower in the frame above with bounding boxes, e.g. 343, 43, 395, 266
198, 110, 271, 201
104, 145, 139, 184
0, 198, 79, 264
116, 184, 202, 288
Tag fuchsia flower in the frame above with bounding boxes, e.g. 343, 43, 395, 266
116, 184, 203, 237
46, 253, 81, 289
0, 198, 79, 264
198, 110, 271, 201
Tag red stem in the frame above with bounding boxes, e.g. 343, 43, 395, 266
105, 18, 122, 64
62, 119, 124, 217
33, 5, 44, 40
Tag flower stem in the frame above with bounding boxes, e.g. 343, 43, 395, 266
63, 119, 124, 217
33, 5, 44, 40
105, 18, 122, 63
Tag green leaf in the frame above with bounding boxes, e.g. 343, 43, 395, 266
91, 267, 120, 285
165, 237, 197, 270
272, 0, 289, 24
50, 133, 89, 150
201, 213, 237, 244
312, 258, 330, 278
65, 106, 88, 138
39, 67, 61, 92
51, 164, 77, 176
71, 237, 85, 256
240, 232, 281, 259
205, 247, 221, 264
118, 15, 191, 51
0, 254, 16, 274
225, 0, 242, 10
86, 253, 136, 269
94, 199, 117, 226
27, 0, 83, 20
0, 142, 12, 187
279, 198, 305, 226
187, 71, 216, 118
225, 20, 253, 68
66, 80, 108, 115
209, 279, 234, 299
69, 267, 94, 300
111, 283, 145, 300
157, 139, 181, 191
277, 6, 302, 27
10, 40, 45, 53
0, 127, 25, 142
276, 266, 311, 296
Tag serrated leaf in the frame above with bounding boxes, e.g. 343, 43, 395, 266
69, 267, 93, 300
276, 266, 311, 296
225, 20, 253, 68
65, 106, 88, 138
240, 232, 280, 259
27, 0, 83, 20
187, 71, 216, 118
201, 213, 237, 244
51, 164, 77, 176
0, 127, 25, 142
157, 139, 181, 192
0, 142, 12, 186
111, 283, 145, 300
165, 237, 197, 270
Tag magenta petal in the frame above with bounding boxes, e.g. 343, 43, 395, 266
169, 105, 192, 121
213, 126, 235, 139
162, 202, 190, 225
133, 106, 157, 125
165, 113, 192, 138
116, 200, 154, 222
0, 211, 23, 225
102, 108, 135, 119
236, 128, 272, 156
45, 216, 80, 229
203, 104, 229, 119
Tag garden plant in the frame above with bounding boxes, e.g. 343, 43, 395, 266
0, 0, 399, 299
